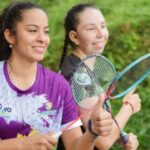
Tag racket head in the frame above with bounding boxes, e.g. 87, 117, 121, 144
70, 53, 116, 109
109, 53, 150, 99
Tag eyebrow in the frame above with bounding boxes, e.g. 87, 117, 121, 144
84, 21, 106, 26
26, 24, 49, 29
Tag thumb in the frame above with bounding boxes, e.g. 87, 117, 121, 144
95, 95, 105, 111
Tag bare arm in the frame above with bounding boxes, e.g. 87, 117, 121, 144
61, 127, 96, 150
62, 96, 113, 150
0, 133, 57, 150
0, 138, 23, 150
94, 104, 133, 150
78, 89, 141, 150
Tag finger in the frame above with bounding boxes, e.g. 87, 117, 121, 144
45, 133, 58, 147
101, 131, 112, 136
38, 134, 56, 150
94, 126, 112, 136
47, 134, 57, 142
93, 110, 112, 122
94, 119, 113, 127
95, 95, 105, 112
96, 125, 112, 132
125, 133, 137, 146
127, 87, 136, 95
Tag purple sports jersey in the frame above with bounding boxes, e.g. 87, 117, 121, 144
0, 61, 80, 139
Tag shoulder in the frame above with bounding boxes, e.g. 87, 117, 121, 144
60, 54, 81, 81
38, 63, 69, 87
61, 54, 81, 69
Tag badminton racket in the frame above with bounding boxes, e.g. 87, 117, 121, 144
70, 53, 150, 144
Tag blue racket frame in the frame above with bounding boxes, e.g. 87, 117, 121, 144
110, 53, 150, 99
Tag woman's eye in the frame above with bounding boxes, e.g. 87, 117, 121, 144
101, 24, 107, 28
45, 30, 49, 34
87, 27, 95, 30
29, 29, 37, 33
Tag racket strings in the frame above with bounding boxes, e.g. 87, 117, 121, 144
71, 63, 99, 108
71, 55, 116, 109
111, 57, 150, 97
94, 57, 116, 90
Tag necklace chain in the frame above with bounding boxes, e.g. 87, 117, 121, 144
7, 61, 36, 89
7, 61, 19, 87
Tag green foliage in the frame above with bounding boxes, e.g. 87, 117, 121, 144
0, 0, 150, 149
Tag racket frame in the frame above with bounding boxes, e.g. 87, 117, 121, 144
109, 53, 150, 99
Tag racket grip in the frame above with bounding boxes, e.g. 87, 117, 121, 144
120, 131, 128, 144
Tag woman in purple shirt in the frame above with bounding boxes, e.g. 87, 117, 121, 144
0, 1, 113, 150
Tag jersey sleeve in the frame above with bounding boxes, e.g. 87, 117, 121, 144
60, 78, 80, 125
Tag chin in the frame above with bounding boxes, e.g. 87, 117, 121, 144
91, 46, 104, 54
93, 49, 104, 54
35, 56, 44, 62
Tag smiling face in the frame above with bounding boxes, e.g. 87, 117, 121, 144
7, 8, 50, 62
70, 7, 109, 58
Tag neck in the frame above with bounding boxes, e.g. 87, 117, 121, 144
73, 48, 88, 60
7, 57, 37, 90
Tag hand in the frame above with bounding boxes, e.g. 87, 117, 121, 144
22, 132, 57, 150
90, 95, 113, 136
124, 133, 139, 150
123, 88, 141, 114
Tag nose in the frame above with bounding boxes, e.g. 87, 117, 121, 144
96, 27, 103, 38
37, 31, 47, 43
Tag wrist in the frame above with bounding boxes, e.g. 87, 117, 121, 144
123, 101, 134, 114
87, 119, 99, 142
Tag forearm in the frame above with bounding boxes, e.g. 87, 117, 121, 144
72, 130, 96, 150
80, 121, 117, 150
115, 103, 133, 129
77, 99, 130, 150
94, 104, 133, 149
0, 138, 23, 150
94, 122, 119, 150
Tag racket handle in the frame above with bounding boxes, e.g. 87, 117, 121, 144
120, 131, 128, 144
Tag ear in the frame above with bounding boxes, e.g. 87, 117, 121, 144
4, 29, 15, 45
69, 30, 80, 45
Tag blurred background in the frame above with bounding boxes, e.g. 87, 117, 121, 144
1, 0, 150, 149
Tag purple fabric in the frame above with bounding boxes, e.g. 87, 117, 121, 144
0, 61, 79, 139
